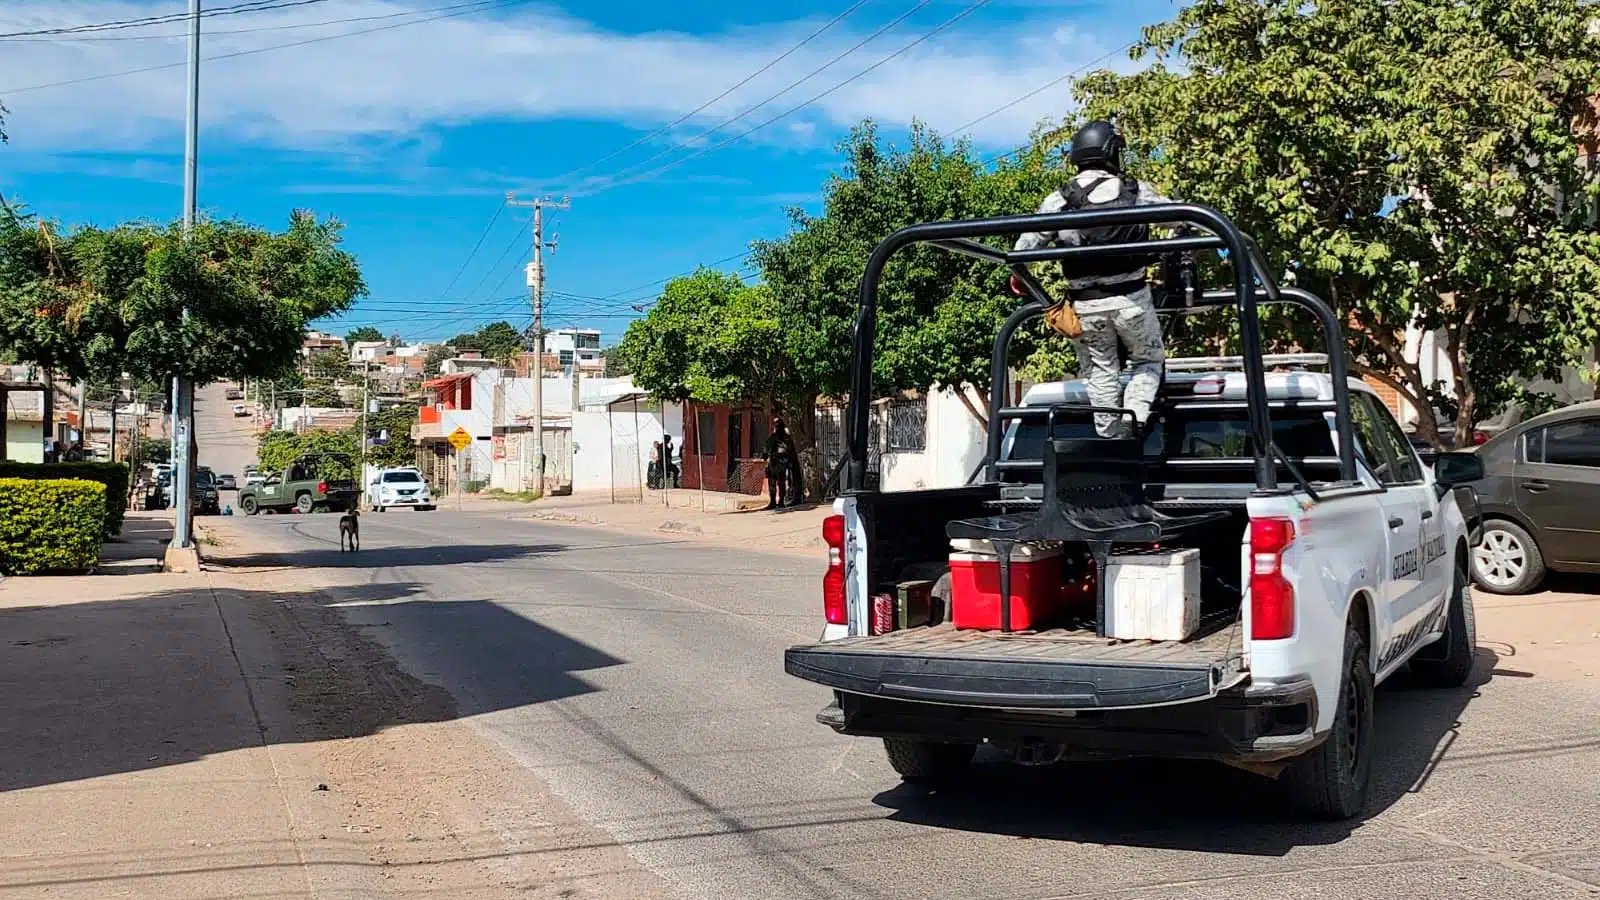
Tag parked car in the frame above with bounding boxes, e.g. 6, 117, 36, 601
218, 473, 237, 491
232, 403, 250, 417
1459, 399, 1600, 594
367, 466, 436, 511
196, 467, 222, 515
225, 387, 244, 400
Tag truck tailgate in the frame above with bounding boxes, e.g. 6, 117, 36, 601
786, 623, 1243, 710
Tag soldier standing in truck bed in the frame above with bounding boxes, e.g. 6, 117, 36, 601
1013, 120, 1170, 439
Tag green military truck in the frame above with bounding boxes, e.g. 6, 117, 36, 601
237, 452, 359, 515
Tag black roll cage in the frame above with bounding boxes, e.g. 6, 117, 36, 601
846, 202, 1359, 495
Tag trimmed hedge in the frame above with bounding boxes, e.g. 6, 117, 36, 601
0, 478, 107, 575
0, 462, 130, 536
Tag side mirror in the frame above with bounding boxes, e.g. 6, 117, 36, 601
1433, 451, 1484, 487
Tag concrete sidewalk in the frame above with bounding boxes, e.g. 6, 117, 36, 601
0, 561, 666, 899
95, 511, 174, 574
466, 488, 832, 556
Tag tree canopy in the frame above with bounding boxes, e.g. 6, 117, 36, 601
617, 269, 797, 407
0, 208, 366, 389
753, 122, 1059, 426
345, 326, 385, 344
449, 320, 523, 363
1072, 0, 1600, 442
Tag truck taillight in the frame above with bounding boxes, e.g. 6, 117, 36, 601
1250, 517, 1296, 640
318, 480, 327, 495
822, 514, 847, 626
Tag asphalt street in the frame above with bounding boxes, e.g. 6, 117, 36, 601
195, 384, 1600, 900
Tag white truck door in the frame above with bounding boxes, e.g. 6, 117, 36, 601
1354, 395, 1441, 665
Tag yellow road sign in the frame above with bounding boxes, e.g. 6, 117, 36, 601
448, 427, 472, 451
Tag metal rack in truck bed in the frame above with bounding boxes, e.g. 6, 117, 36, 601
783, 203, 1486, 820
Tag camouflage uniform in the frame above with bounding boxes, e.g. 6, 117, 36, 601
1015, 169, 1169, 439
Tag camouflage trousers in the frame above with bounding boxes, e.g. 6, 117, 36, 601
1072, 285, 1164, 439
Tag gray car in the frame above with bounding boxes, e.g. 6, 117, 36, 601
1460, 399, 1600, 593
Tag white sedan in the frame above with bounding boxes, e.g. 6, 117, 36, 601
232, 403, 249, 417
369, 468, 435, 511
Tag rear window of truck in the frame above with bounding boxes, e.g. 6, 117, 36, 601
1005, 407, 1336, 463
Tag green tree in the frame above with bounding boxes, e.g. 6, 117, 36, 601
619, 269, 799, 408
471, 321, 524, 363
423, 343, 455, 376
754, 122, 1060, 430
305, 349, 350, 381
357, 404, 419, 469
1071, 0, 1600, 445
256, 427, 358, 477
137, 436, 171, 465
345, 326, 385, 344
0, 209, 366, 389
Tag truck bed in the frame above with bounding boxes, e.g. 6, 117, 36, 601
785, 618, 1244, 711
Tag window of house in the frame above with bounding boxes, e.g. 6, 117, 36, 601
558, 350, 574, 368
885, 397, 928, 453
1532, 419, 1600, 468
696, 411, 716, 455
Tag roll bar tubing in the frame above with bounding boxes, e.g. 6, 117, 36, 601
846, 203, 1356, 492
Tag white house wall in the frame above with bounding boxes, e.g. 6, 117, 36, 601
878, 388, 987, 492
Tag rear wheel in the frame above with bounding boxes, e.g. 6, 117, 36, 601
883, 738, 976, 783
295, 492, 314, 514
241, 496, 258, 516
1412, 554, 1477, 688
1471, 519, 1544, 595
1283, 625, 1373, 820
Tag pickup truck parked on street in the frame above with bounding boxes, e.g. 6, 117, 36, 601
784, 204, 1484, 820
237, 453, 359, 515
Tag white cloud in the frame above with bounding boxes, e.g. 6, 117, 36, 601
0, 1, 1140, 178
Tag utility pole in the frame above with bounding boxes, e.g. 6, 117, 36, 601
358, 362, 370, 505
506, 192, 568, 495
167, 0, 201, 566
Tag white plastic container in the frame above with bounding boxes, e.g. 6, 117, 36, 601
1103, 548, 1202, 641
949, 538, 1063, 559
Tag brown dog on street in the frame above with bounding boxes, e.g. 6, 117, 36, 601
339, 507, 360, 552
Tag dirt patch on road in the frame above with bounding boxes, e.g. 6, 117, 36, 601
206, 524, 671, 900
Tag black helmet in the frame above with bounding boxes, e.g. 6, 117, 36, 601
1068, 119, 1124, 173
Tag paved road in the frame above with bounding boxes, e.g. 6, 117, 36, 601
196, 391, 1600, 900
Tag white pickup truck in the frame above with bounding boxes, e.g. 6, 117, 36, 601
783, 204, 1486, 819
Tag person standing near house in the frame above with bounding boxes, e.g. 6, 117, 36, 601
763, 419, 796, 509
1012, 119, 1170, 439
661, 433, 679, 489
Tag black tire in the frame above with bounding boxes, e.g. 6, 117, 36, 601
1283, 625, 1374, 820
1471, 519, 1545, 595
294, 492, 314, 514
1412, 554, 1478, 688
882, 738, 976, 783
241, 496, 258, 516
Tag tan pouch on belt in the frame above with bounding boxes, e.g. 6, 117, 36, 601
1045, 300, 1083, 339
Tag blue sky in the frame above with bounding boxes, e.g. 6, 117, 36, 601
1, 0, 1177, 344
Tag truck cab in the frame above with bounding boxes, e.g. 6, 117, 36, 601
783, 204, 1484, 819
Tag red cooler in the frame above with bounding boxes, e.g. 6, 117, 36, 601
948, 544, 1063, 631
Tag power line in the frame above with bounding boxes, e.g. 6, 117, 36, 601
0, 0, 505, 42
436, 196, 506, 300
572, 0, 939, 195
947, 40, 1135, 138
585, 0, 995, 196
0, 0, 334, 39
3, 0, 532, 95
545, 0, 878, 188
